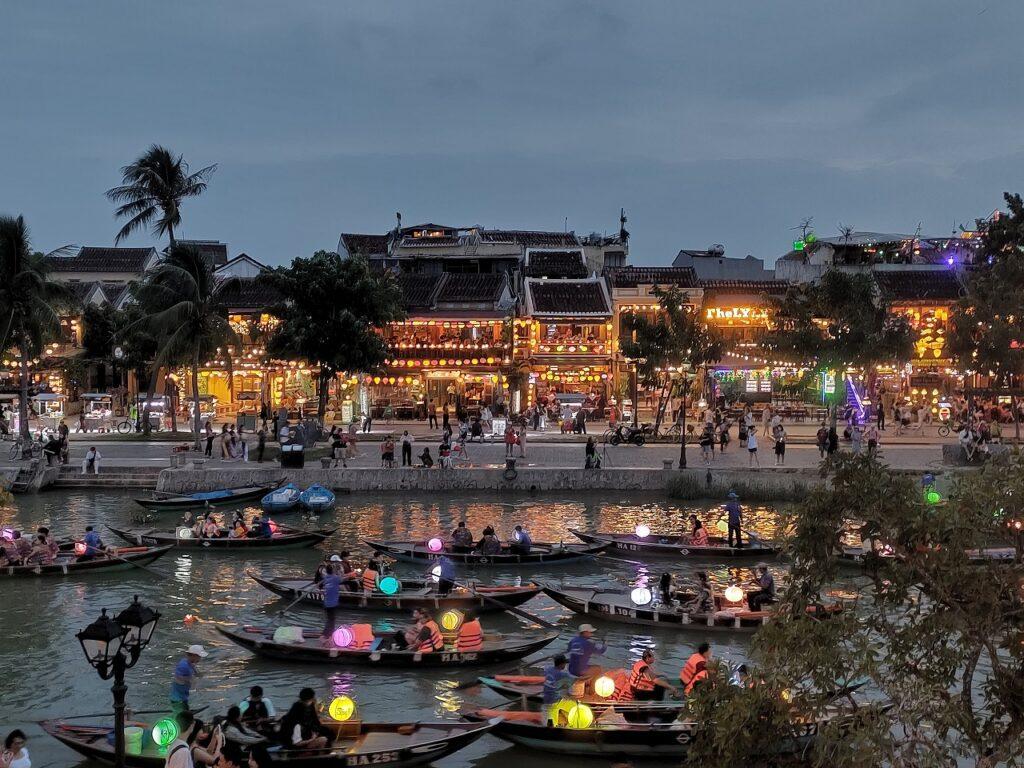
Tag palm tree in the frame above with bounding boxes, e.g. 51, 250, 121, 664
135, 244, 236, 448
105, 145, 216, 245
0, 216, 73, 451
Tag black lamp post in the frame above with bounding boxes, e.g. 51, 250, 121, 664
677, 364, 696, 469
77, 596, 160, 768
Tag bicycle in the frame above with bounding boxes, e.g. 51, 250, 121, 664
116, 417, 135, 434
9, 435, 43, 460
937, 421, 963, 438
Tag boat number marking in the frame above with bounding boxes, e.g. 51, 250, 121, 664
442, 652, 476, 662
615, 543, 638, 551
346, 751, 400, 765
679, 548, 689, 556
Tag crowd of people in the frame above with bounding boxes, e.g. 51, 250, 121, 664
0, 525, 114, 567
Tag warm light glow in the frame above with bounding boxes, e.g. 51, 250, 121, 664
594, 676, 615, 698
441, 610, 463, 631
329, 695, 356, 721
630, 586, 652, 606
926, 490, 941, 505
635, 524, 650, 539
430, 565, 442, 583
566, 703, 594, 729
74, 541, 87, 556
724, 585, 744, 603
716, 520, 729, 534
427, 537, 443, 552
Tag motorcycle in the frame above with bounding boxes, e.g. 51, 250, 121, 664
609, 422, 652, 446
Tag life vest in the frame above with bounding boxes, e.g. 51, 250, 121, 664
686, 668, 708, 695
691, 528, 709, 546
362, 568, 379, 592
681, 653, 708, 695
608, 669, 634, 702
629, 660, 655, 692
456, 619, 483, 651
351, 623, 375, 650
419, 620, 444, 652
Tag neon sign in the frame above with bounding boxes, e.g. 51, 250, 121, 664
705, 306, 770, 325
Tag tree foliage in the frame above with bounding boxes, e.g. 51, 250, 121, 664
760, 270, 912, 370
260, 252, 405, 421
688, 453, 1024, 767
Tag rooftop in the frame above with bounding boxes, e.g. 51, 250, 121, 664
525, 277, 611, 317
177, 239, 228, 266
604, 266, 698, 288
435, 273, 506, 304
47, 246, 158, 274
873, 270, 963, 302
216, 278, 283, 310
523, 249, 588, 278
700, 279, 790, 294
339, 233, 389, 257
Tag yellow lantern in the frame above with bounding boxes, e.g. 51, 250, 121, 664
594, 676, 615, 698
724, 585, 744, 603
440, 610, 464, 631
328, 695, 356, 721
566, 703, 594, 729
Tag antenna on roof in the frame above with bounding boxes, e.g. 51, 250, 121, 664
619, 208, 630, 243
395, 212, 402, 233
564, 216, 568, 233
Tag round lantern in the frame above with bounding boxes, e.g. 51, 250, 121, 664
151, 719, 178, 747
593, 675, 615, 698
566, 703, 594, 729
441, 610, 463, 631
430, 564, 442, 583
635, 524, 650, 539
630, 586, 652, 606
378, 576, 400, 595
176, 527, 193, 540
716, 520, 729, 534
724, 585, 744, 603
329, 695, 356, 721
925, 490, 941, 505
332, 625, 355, 648
74, 541, 87, 556
427, 537, 443, 552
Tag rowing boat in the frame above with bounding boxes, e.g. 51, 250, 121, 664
248, 571, 542, 612
262, 483, 302, 513
0, 545, 171, 577
570, 528, 778, 559
838, 545, 1019, 568
42, 716, 496, 768
365, 539, 608, 567
541, 585, 839, 633
106, 525, 333, 550
133, 481, 281, 512
477, 675, 683, 715
217, 625, 559, 667
300, 484, 337, 513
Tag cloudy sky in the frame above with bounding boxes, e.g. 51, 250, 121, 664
2, 1, 1022, 265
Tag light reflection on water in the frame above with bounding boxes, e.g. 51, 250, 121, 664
0, 489, 787, 768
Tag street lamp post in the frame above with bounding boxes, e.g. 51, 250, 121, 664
76, 596, 160, 768
678, 364, 696, 469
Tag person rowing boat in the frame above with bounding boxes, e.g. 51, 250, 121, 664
78, 526, 105, 562
567, 623, 606, 681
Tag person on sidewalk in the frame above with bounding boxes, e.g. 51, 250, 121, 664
746, 431, 759, 468
516, 427, 527, 458
204, 421, 214, 457
816, 422, 828, 458
772, 424, 786, 466
400, 430, 414, 466
427, 400, 437, 430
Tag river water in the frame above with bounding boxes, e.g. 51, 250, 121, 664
0, 490, 787, 768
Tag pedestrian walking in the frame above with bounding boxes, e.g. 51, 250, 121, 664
516, 427, 527, 458
773, 424, 786, 466
204, 421, 214, 457
257, 429, 266, 463
816, 422, 828, 458
427, 400, 437, 430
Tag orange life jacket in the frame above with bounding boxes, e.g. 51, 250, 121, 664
685, 668, 708, 695
456, 619, 483, 651
681, 653, 708, 695
362, 568, 379, 592
630, 660, 655, 692
419, 619, 444, 652
609, 669, 634, 702
351, 623, 375, 650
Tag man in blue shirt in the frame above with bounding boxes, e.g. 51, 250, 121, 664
79, 526, 103, 561
170, 644, 207, 713
567, 624, 605, 678
510, 525, 532, 555
725, 490, 743, 548
320, 565, 341, 646
543, 654, 575, 704
436, 555, 456, 596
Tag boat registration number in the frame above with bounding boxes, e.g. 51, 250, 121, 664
442, 652, 477, 662
346, 751, 400, 766
615, 543, 638, 551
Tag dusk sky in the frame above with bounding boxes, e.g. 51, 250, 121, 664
3, 1, 1022, 266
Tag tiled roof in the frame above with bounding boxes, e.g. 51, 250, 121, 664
526, 278, 611, 317
524, 250, 588, 278
874, 270, 963, 301
399, 236, 462, 248
604, 266, 698, 288
177, 239, 228, 266
479, 230, 580, 248
216, 278, 283, 309
47, 247, 156, 274
436, 273, 506, 303
100, 282, 131, 306
64, 282, 95, 302
700, 279, 790, 294
340, 233, 389, 257
395, 273, 444, 310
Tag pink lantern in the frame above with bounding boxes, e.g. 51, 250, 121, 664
427, 537, 443, 552
1, 528, 14, 541
332, 625, 355, 648
268, 520, 279, 534
74, 541, 87, 556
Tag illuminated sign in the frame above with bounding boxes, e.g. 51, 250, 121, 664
705, 306, 770, 325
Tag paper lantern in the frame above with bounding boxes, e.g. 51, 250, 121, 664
630, 586, 652, 606
512, 529, 522, 542
566, 703, 594, 729
268, 520, 279, 534
332, 625, 355, 648
441, 610, 463, 631
176, 527, 193, 540
152, 719, 178, 747
716, 520, 729, 534
635, 524, 650, 539
427, 537, 443, 552
74, 541, 87, 556
328, 695, 356, 721
378, 576, 400, 595
430, 564, 442, 583
594, 675, 615, 698
1, 528, 14, 541
925, 490, 941, 505
724, 585, 744, 603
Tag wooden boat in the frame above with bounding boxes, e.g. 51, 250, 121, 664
365, 539, 608, 567
42, 716, 497, 768
0, 545, 171, 577
838, 544, 1019, 568
261, 483, 302, 513
462, 703, 867, 757
477, 675, 682, 716
217, 624, 559, 667
570, 528, 778, 559
106, 525, 333, 550
133, 482, 281, 512
249, 572, 543, 613
541, 585, 841, 633
300, 484, 337, 513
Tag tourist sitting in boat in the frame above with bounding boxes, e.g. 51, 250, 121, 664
450, 521, 474, 553
362, 556, 382, 592
681, 515, 709, 546
202, 514, 222, 539
1, 729, 30, 768
456, 611, 483, 651
630, 649, 680, 701
77, 526, 105, 562
476, 526, 501, 555
337, 550, 361, 592
24, 533, 55, 566
730, 664, 751, 688
313, 554, 335, 585
389, 608, 433, 651
37, 527, 59, 561
543, 654, 575, 705
567, 623, 606, 680
249, 516, 272, 539
13, 533, 33, 563
658, 572, 675, 606
239, 685, 276, 734
190, 719, 225, 766
418, 446, 434, 468
746, 564, 776, 611
682, 571, 715, 614
182, 510, 198, 528
278, 688, 331, 750
165, 711, 200, 768
509, 525, 532, 555
222, 705, 269, 749
680, 642, 713, 695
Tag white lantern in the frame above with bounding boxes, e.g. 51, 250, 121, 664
635, 524, 650, 539
630, 586, 652, 606
724, 585, 744, 603
430, 564, 442, 583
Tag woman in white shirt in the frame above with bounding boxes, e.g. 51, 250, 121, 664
1, 730, 30, 768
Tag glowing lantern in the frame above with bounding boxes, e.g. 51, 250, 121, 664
441, 610, 463, 631
332, 625, 355, 648
1, 528, 14, 541
630, 586, 652, 606
594, 676, 615, 698
268, 520, 279, 534
430, 564, 442, 583
716, 520, 729, 534
328, 695, 356, 721
378, 576, 400, 595
176, 527, 193, 540
724, 585, 744, 603
74, 541, 87, 556
635, 524, 650, 539
427, 537, 443, 552
925, 490, 941, 505
152, 719, 178, 747
566, 703, 594, 729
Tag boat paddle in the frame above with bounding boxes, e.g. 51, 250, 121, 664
275, 581, 319, 617
90, 547, 165, 578
445, 575, 561, 630
39, 705, 209, 723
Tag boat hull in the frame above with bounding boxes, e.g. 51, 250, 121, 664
364, 539, 608, 567
133, 483, 280, 512
107, 526, 333, 550
570, 529, 778, 559
0, 546, 172, 578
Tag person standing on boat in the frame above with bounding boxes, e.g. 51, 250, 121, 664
435, 554, 456, 596
542, 654, 575, 705
567, 624, 606, 680
725, 491, 743, 548
320, 565, 341, 646
170, 645, 208, 714
629, 649, 680, 701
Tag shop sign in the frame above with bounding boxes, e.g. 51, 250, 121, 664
705, 306, 770, 325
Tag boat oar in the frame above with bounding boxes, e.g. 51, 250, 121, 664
95, 548, 164, 578
40, 705, 208, 723
594, 551, 649, 567
447, 576, 561, 630
275, 581, 318, 617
